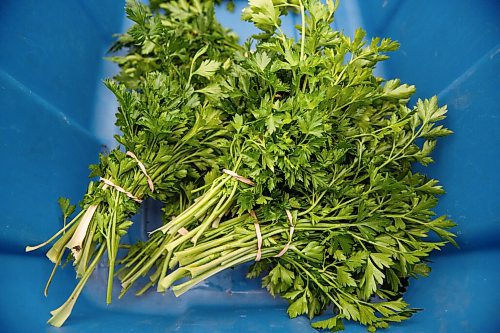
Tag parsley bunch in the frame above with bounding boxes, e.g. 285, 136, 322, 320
26, 0, 241, 327
27, 0, 456, 331
118, 1, 456, 331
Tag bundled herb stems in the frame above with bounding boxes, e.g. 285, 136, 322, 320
27, 1, 455, 331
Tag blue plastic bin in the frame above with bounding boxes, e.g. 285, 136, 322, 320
1, 1, 499, 332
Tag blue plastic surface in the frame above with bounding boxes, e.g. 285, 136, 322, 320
1, 1, 499, 332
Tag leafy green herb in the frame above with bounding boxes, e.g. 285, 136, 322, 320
122, 1, 456, 332
58, 197, 76, 229
27, 1, 456, 331
26, 0, 241, 327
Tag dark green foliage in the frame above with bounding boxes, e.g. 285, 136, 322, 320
27, 1, 455, 331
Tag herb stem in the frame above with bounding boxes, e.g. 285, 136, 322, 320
299, 0, 306, 63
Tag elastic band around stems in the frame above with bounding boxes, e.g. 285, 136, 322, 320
126, 151, 154, 192
177, 227, 189, 236
222, 169, 255, 186
274, 210, 295, 258
250, 210, 262, 261
99, 177, 142, 203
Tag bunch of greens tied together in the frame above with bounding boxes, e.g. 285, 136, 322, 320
27, 0, 456, 331
27, 0, 241, 326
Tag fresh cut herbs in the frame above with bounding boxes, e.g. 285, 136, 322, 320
27, 0, 456, 331
26, 0, 241, 326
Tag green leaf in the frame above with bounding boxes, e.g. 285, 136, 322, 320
338, 295, 360, 321
193, 60, 222, 79
267, 263, 295, 294
336, 267, 357, 287
417, 179, 445, 195
283, 45, 299, 67
413, 263, 431, 277
301, 242, 324, 261
312, 315, 345, 331
266, 114, 277, 134
346, 251, 368, 270
420, 140, 436, 156
298, 112, 323, 137
361, 258, 385, 299
196, 84, 223, 97
416, 96, 444, 122
125, 0, 150, 25
326, 0, 339, 17
232, 114, 244, 133
58, 197, 75, 219
283, 289, 303, 301
333, 249, 347, 261
242, 0, 280, 33
351, 28, 366, 51
307, 292, 322, 319
254, 52, 271, 71
255, 195, 272, 205
429, 105, 448, 122
192, 45, 209, 65
247, 261, 268, 278
422, 125, 453, 139
383, 79, 415, 100
287, 292, 308, 318
370, 252, 394, 269
358, 304, 377, 325
428, 216, 458, 246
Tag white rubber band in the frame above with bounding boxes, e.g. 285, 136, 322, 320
274, 210, 295, 258
250, 211, 262, 261
126, 151, 154, 192
177, 227, 189, 236
99, 177, 142, 203
222, 169, 255, 186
